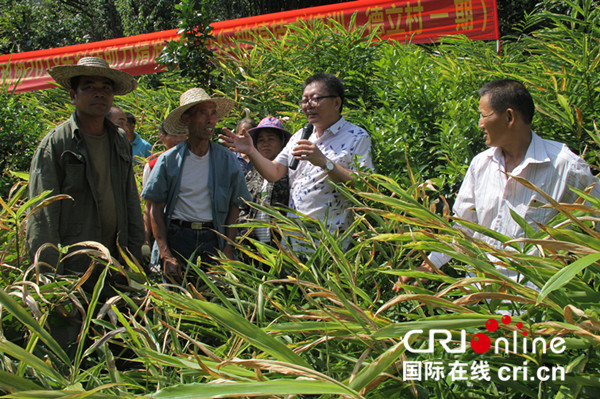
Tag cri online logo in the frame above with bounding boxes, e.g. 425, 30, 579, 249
404, 315, 566, 355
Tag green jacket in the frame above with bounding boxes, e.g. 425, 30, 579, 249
26, 113, 144, 273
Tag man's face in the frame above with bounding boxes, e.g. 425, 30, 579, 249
236, 122, 252, 135
125, 121, 136, 136
256, 129, 283, 160
181, 101, 218, 140
301, 81, 341, 128
478, 94, 509, 148
161, 133, 187, 150
70, 76, 114, 119
108, 107, 127, 130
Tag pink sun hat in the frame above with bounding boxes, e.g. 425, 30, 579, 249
248, 116, 292, 146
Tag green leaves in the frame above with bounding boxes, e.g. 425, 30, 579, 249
539, 252, 600, 303
149, 287, 311, 368
153, 379, 363, 399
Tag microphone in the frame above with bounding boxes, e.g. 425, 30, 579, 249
289, 123, 314, 170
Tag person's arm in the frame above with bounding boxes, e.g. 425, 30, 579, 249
125, 158, 144, 260
143, 202, 153, 245
223, 204, 239, 260
26, 139, 62, 268
149, 201, 181, 278
291, 139, 354, 183
291, 129, 374, 184
142, 163, 154, 244
394, 164, 477, 291
219, 128, 287, 182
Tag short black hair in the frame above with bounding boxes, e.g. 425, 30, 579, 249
125, 112, 136, 125
304, 73, 345, 112
479, 79, 535, 124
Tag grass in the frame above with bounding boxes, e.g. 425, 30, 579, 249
1, 0, 600, 397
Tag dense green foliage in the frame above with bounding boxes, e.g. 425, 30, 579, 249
1, 0, 600, 398
0, 85, 43, 198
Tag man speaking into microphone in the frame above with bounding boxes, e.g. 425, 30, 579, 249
220, 73, 373, 240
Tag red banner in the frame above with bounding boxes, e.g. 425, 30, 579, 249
0, 0, 498, 93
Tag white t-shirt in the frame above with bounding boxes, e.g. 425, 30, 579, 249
171, 148, 212, 222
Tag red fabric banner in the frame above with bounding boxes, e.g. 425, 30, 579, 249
0, 0, 498, 93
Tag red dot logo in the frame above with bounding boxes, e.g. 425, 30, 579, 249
471, 333, 491, 354
502, 315, 511, 325
516, 322, 523, 329
485, 318, 499, 332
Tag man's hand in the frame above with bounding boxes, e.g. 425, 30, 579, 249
219, 127, 254, 155
392, 262, 434, 292
162, 254, 182, 283
223, 244, 234, 260
291, 139, 327, 168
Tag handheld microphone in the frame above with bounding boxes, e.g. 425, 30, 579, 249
289, 123, 314, 170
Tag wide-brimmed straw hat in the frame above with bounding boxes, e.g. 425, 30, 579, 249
248, 116, 292, 146
160, 121, 188, 137
48, 57, 137, 95
163, 88, 234, 134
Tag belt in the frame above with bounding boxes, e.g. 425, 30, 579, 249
171, 219, 214, 230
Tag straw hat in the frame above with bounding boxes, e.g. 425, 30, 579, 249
160, 121, 188, 137
48, 57, 137, 95
163, 88, 234, 134
248, 116, 291, 146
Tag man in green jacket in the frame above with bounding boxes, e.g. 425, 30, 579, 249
27, 57, 144, 285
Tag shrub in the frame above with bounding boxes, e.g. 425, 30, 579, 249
0, 85, 43, 198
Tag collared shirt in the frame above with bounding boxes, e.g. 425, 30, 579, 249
274, 116, 373, 231
26, 113, 144, 272
131, 132, 152, 164
429, 131, 600, 267
141, 140, 251, 251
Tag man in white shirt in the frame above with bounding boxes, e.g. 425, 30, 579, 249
397, 79, 600, 289
220, 73, 373, 236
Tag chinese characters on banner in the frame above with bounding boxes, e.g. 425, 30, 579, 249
0, 0, 498, 93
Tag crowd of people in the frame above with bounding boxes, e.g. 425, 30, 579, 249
26, 56, 600, 295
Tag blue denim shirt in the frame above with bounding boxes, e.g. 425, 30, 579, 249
142, 140, 251, 252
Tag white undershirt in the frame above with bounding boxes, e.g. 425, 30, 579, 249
171, 149, 212, 222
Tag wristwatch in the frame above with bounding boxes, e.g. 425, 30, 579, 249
324, 159, 335, 172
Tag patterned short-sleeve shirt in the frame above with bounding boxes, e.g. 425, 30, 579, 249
274, 116, 373, 231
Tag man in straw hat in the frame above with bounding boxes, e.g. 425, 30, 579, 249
141, 88, 250, 283
27, 57, 144, 289
141, 122, 188, 265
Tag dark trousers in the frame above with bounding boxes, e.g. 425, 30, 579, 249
166, 224, 219, 284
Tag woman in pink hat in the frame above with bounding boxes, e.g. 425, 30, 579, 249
241, 116, 291, 244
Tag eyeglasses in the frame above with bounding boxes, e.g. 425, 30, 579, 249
298, 95, 337, 107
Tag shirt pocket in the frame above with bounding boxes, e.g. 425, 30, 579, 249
214, 189, 231, 224
59, 151, 86, 237
60, 151, 86, 195
118, 149, 132, 166
523, 195, 555, 228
